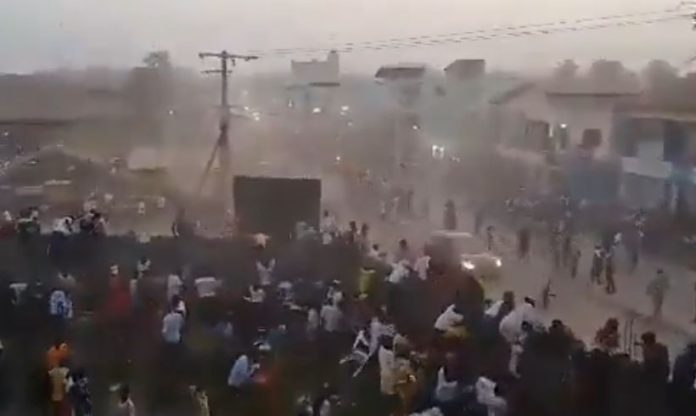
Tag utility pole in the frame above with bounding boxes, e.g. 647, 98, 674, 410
198, 50, 258, 209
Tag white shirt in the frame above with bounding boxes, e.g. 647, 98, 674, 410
320, 304, 343, 333
476, 377, 507, 416
327, 287, 344, 305
414, 255, 431, 281
166, 274, 183, 302
435, 367, 459, 403
352, 329, 372, 356
174, 299, 187, 317
256, 260, 275, 286
434, 305, 463, 332
195, 277, 219, 298
307, 308, 320, 333
248, 286, 266, 303
52, 217, 73, 235
499, 303, 541, 344
370, 318, 396, 355
162, 311, 184, 344
387, 262, 409, 284
378, 346, 396, 395
485, 300, 504, 318
320, 215, 338, 234
227, 355, 254, 387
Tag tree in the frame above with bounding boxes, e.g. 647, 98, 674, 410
641, 60, 679, 93
142, 50, 172, 70
587, 60, 638, 90
123, 51, 174, 143
553, 60, 579, 80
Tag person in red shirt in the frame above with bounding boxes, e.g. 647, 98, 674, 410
104, 265, 132, 323
103, 265, 132, 365
46, 338, 70, 370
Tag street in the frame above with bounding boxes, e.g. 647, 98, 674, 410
368, 206, 696, 357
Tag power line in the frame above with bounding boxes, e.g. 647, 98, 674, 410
247, 7, 692, 58
197, 50, 258, 206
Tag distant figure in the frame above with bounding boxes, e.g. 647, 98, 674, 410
474, 208, 484, 236
693, 281, 696, 323
486, 226, 495, 252
137, 201, 146, 216
443, 200, 457, 231
604, 250, 616, 294
320, 210, 338, 244
394, 239, 415, 265
570, 246, 581, 279
647, 269, 670, 318
590, 246, 604, 285
517, 227, 530, 260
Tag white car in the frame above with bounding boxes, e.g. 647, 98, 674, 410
428, 230, 503, 280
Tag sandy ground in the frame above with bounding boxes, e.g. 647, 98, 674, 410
363, 207, 696, 358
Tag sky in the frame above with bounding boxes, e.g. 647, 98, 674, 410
1, 0, 694, 74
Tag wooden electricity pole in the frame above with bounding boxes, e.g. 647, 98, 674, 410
197, 50, 258, 207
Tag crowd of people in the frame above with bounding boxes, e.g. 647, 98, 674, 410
0, 200, 694, 416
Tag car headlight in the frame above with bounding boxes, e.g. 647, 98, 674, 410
495, 258, 502, 268
462, 260, 475, 270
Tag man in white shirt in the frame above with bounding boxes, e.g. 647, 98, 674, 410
256, 259, 276, 287
499, 298, 542, 344
320, 302, 343, 333
166, 273, 183, 303
320, 210, 338, 245
476, 377, 507, 416
434, 304, 464, 333
387, 261, 410, 285
162, 307, 185, 344
414, 254, 431, 281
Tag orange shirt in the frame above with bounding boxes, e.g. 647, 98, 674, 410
46, 343, 70, 369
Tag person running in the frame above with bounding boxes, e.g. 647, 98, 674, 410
473, 207, 484, 236
604, 249, 616, 294
570, 245, 581, 279
517, 226, 530, 260
486, 226, 495, 252
647, 269, 670, 318
444, 200, 457, 231
590, 246, 605, 285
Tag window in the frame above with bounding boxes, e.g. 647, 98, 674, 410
525, 120, 551, 151
554, 124, 569, 150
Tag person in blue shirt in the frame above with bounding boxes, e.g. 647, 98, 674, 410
227, 352, 259, 389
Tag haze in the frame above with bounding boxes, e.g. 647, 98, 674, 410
1, 0, 692, 73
